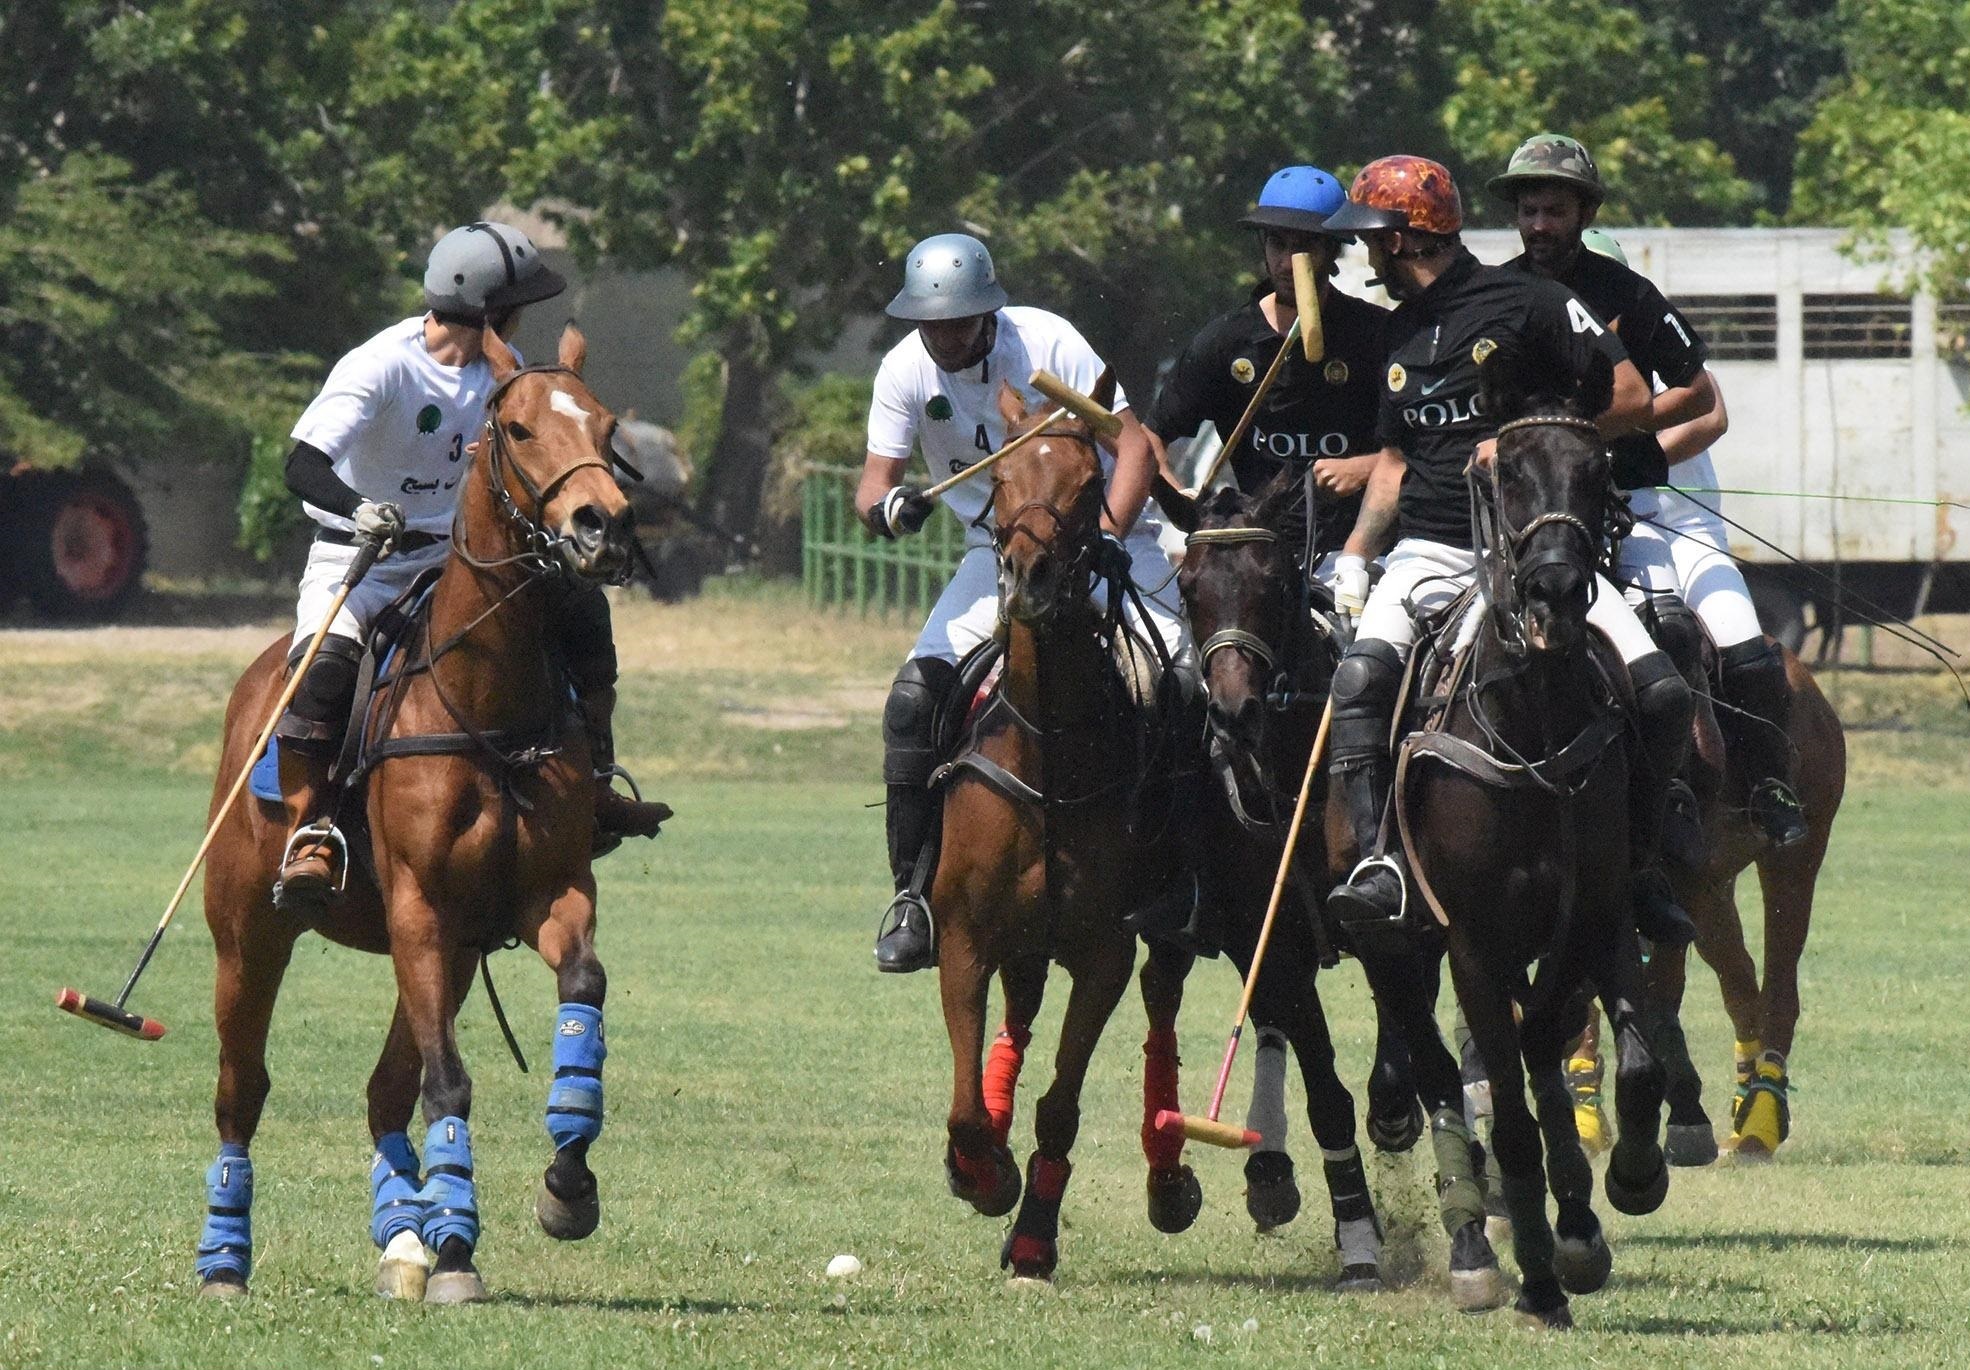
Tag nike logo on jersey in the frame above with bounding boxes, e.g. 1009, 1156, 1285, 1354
1418, 376, 1452, 396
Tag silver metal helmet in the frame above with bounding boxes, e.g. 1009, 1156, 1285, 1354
423, 221, 567, 321
885, 233, 1008, 322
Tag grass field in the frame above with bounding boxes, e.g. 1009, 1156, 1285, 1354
4, 586, 1970, 1368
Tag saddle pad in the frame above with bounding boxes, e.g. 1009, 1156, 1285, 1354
249, 737, 282, 803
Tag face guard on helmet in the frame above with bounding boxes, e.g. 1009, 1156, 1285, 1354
1237, 165, 1352, 239
1322, 156, 1465, 237
423, 221, 567, 323
1487, 133, 1605, 210
885, 233, 1009, 322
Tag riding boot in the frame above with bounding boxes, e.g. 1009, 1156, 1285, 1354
1324, 756, 1409, 946
1717, 638, 1807, 848
273, 738, 341, 919
875, 657, 958, 974
577, 685, 673, 856
1627, 652, 1698, 947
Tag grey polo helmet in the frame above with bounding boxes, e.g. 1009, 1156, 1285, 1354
885, 233, 1008, 322
423, 221, 567, 322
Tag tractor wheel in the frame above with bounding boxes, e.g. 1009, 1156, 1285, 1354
13, 465, 150, 620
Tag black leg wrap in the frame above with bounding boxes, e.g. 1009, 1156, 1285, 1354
1321, 1149, 1376, 1225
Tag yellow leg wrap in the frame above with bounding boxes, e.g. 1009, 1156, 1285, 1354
1567, 1055, 1611, 1158
1731, 1050, 1789, 1160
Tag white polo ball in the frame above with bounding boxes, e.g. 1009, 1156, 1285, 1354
826, 1253, 863, 1279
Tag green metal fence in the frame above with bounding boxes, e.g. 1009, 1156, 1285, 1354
802, 463, 968, 615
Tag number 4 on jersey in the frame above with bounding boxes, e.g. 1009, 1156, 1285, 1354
974, 423, 993, 454
1566, 298, 1605, 336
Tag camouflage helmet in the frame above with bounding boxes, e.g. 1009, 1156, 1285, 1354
1580, 227, 1628, 266
1322, 156, 1465, 237
1488, 133, 1605, 208
885, 233, 1009, 322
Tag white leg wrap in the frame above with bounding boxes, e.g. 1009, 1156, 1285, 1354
1245, 1028, 1291, 1153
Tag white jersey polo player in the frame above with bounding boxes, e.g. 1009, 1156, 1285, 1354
856, 232, 1191, 973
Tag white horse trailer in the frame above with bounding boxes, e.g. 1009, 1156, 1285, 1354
1323, 229, 1970, 653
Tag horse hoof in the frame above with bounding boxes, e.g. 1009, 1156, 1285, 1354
1004, 1275, 1055, 1293
1553, 1230, 1612, 1294
1449, 1222, 1509, 1312
1367, 1098, 1425, 1154
1336, 1263, 1384, 1294
536, 1173, 601, 1241
1665, 1123, 1720, 1168
1000, 1231, 1057, 1283
198, 1272, 249, 1299
947, 1144, 1021, 1218
1243, 1151, 1301, 1232
1513, 1289, 1574, 1330
1146, 1164, 1202, 1234
1604, 1153, 1670, 1216
375, 1230, 430, 1300
424, 1269, 489, 1305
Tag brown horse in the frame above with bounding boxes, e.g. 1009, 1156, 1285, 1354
195, 323, 636, 1302
1393, 348, 1670, 1329
1644, 644, 1845, 1162
933, 379, 1190, 1282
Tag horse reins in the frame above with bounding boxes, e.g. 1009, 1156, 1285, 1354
1475, 413, 1606, 652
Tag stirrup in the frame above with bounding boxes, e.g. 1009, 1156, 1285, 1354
875, 891, 936, 973
1334, 854, 1409, 926
1748, 778, 1808, 848
278, 819, 348, 894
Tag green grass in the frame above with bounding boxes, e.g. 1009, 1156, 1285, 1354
4, 599, 1970, 1367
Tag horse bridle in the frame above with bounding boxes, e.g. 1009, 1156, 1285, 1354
1187, 526, 1285, 678
454, 363, 626, 582
986, 428, 1105, 599
1475, 413, 1606, 651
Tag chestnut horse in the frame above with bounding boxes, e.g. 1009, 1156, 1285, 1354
1394, 349, 1670, 1329
195, 324, 635, 1302
932, 380, 1196, 1282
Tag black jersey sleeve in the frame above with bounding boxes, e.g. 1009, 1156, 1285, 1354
1639, 284, 1708, 388
284, 440, 363, 517
1524, 282, 1630, 383
1145, 328, 1222, 442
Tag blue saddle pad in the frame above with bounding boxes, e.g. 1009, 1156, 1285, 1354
249, 737, 282, 803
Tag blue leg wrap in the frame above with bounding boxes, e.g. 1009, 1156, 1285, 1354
195, 1144, 253, 1282
546, 1003, 606, 1150
369, 1131, 424, 1248
414, 1117, 479, 1251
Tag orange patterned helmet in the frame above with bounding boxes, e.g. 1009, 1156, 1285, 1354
1322, 156, 1465, 236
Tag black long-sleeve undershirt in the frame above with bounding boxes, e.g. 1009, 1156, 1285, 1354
283, 440, 363, 518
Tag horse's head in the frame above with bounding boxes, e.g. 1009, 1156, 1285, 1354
1178, 474, 1300, 752
480, 323, 635, 582
989, 378, 1106, 624
1479, 339, 1613, 657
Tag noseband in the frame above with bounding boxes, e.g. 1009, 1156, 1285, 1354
457, 364, 624, 582
1187, 526, 1283, 676
1474, 413, 1605, 651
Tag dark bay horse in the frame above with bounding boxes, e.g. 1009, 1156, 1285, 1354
1395, 349, 1670, 1329
933, 380, 1200, 1282
1166, 475, 1470, 1283
196, 324, 635, 1302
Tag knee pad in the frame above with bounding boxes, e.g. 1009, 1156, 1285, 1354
883, 657, 958, 785
1330, 640, 1405, 764
1629, 650, 1693, 776
274, 634, 363, 748
552, 585, 618, 694
415, 1116, 479, 1251
195, 1145, 253, 1282
369, 1131, 423, 1248
1641, 594, 1704, 675
546, 1003, 607, 1150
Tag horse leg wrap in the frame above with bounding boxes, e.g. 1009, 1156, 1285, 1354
369, 1131, 423, 1248
1003, 1155, 1071, 1276
984, 1023, 1031, 1149
1429, 1108, 1487, 1237
1141, 1025, 1184, 1170
1733, 1050, 1791, 1150
415, 1117, 479, 1251
1321, 1145, 1377, 1225
546, 1003, 606, 1150
1246, 1028, 1291, 1154
195, 1145, 253, 1282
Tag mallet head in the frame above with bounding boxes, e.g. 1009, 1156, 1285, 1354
56, 988, 166, 1041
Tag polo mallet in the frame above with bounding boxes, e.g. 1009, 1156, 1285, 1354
56, 534, 389, 1041
1292, 250, 1326, 363
1028, 369, 1124, 440
1190, 252, 1327, 498
1153, 695, 1335, 1148
922, 406, 1070, 501
1190, 318, 1301, 498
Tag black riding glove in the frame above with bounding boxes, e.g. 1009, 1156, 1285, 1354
1094, 530, 1134, 587
870, 485, 934, 540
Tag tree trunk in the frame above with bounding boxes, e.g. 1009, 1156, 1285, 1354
698, 339, 774, 542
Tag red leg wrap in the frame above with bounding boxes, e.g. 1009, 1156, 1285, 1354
1006, 1232, 1054, 1273
1029, 1153, 1072, 1203
983, 1023, 1031, 1148
951, 1145, 1000, 1195
1142, 1026, 1185, 1170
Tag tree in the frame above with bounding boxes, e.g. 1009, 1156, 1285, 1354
1433, 0, 1758, 226
1791, 0, 1970, 294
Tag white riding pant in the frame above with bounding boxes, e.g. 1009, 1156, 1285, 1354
1618, 479, 1762, 650
291, 536, 450, 650
1354, 536, 1660, 666
909, 533, 1193, 668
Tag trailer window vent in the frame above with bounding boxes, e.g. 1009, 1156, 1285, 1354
1679, 295, 1777, 361
1803, 293, 1913, 360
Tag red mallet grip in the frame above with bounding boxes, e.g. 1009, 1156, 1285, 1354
56, 988, 166, 1041
1152, 1109, 1261, 1149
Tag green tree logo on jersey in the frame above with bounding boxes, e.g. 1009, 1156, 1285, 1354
416, 403, 443, 434
926, 395, 953, 422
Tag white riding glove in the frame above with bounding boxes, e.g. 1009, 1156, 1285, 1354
1332, 553, 1370, 624
352, 499, 406, 543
